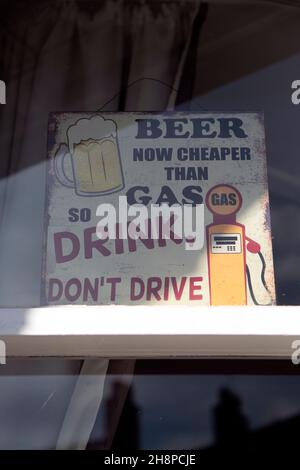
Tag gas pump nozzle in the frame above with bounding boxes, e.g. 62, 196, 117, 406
245, 237, 260, 254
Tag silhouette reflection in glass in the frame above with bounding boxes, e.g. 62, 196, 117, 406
87, 381, 140, 450
213, 387, 249, 446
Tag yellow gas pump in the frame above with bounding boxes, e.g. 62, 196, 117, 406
205, 184, 264, 306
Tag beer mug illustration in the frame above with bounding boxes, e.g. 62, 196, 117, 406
54, 115, 124, 196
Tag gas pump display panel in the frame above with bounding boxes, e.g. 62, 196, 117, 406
43, 112, 275, 306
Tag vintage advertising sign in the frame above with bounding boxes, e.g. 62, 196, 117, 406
43, 112, 276, 306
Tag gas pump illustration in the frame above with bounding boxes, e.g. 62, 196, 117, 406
205, 184, 272, 306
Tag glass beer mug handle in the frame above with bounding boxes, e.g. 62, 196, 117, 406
53, 143, 75, 188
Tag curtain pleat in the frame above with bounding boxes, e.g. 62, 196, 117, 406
0, 0, 200, 450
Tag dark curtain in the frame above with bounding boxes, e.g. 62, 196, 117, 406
0, 0, 203, 449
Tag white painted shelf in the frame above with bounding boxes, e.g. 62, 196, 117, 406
0, 305, 299, 358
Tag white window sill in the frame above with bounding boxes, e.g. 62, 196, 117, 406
0, 305, 299, 358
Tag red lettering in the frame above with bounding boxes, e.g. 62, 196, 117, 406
130, 278, 145, 300
54, 232, 80, 263
171, 277, 187, 300
146, 277, 162, 301
189, 276, 203, 300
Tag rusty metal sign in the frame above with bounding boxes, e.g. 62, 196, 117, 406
43, 112, 275, 306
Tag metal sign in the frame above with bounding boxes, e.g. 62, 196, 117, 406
43, 112, 275, 306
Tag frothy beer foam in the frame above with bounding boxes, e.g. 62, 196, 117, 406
67, 115, 116, 153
